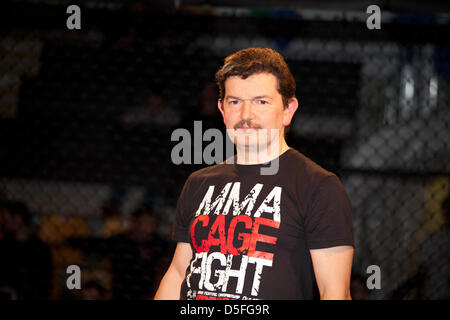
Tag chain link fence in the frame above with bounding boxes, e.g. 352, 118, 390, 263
0, 1, 449, 300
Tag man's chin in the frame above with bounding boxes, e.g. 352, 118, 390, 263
234, 133, 258, 147
234, 138, 270, 150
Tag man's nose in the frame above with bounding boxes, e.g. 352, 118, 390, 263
240, 100, 253, 120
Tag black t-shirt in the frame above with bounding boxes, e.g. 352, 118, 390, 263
172, 148, 354, 300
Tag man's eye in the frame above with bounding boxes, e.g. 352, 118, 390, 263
256, 100, 268, 105
229, 100, 240, 105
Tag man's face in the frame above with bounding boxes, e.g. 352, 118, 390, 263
218, 72, 297, 151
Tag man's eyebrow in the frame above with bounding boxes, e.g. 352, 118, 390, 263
225, 95, 272, 100
224, 95, 241, 100
252, 95, 272, 100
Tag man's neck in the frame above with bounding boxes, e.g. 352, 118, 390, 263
235, 139, 290, 165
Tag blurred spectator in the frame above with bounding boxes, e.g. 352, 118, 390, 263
417, 195, 449, 299
101, 202, 130, 238
79, 280, 106, 300
0, 201, 52, 300
182, 80, 223, 131
68, 206, 173, 299
108, 207, 173, 299
199, 81, 220, 119
393, 195, 449, 299
350, 273, 371, 300
120, 89, 181, 128
199, 80, 224, 129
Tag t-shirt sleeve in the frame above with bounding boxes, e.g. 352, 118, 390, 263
304, 174, 354, 249
172, 174, 195, 243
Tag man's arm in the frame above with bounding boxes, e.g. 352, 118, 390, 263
310, 245, 354, 300
154, 242, 192, 300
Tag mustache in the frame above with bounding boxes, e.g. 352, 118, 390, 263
233, 120, 262, 130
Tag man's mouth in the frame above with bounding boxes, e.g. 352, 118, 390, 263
237, 126, 258, 133
234, 121, 260, 132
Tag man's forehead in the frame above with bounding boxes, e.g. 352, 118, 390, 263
224, 72, 280, 97
225, 72, 278, 84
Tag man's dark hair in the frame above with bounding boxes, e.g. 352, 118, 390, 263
215, 48, 296, 108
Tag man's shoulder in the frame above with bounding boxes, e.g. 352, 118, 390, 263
286, 148, 336, 181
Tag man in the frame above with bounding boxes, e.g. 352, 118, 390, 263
0, 201, 52, 300
155, 48, 354, 300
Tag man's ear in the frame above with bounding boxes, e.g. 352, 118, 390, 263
283, 97, 299, 126
218, 99, 225, 118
